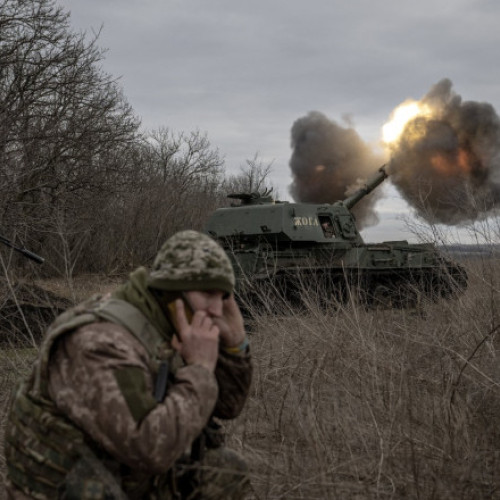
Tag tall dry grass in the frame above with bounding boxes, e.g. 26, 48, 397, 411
1, 256, 500, 498
228, 254, 500, 499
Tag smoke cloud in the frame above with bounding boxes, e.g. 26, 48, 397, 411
288, 111, 384, 229
288, 80, 500, 229
388, 78, 500, 225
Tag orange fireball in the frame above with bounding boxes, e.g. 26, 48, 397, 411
430, 149, 474, 177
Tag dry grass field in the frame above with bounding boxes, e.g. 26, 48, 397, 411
2, 257, 500, 499
234, 255, 500, 499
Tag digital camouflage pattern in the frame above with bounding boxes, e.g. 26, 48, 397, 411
6, 300, 252, 498
5, 231, 252, 499
48, 322, 219, 472
148, 230, 235, 294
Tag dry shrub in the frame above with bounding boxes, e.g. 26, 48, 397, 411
0, 273, 126, 348
228, 255, 500, 499
0, 281, 73, 348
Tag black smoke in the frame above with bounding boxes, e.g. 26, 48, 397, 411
289, 111, 384, 229
388, 78, 500, 224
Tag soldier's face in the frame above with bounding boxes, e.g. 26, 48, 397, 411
184, 290, 226, 318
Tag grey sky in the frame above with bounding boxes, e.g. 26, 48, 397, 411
59, 0, 500, 242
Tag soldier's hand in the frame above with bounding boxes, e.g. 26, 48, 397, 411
212, 294, 246, 348
172, 299, 220, 372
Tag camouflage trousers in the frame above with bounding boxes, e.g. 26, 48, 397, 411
58, 446, 250, 500
166, 447, 251, 500
6, 445, 249, 499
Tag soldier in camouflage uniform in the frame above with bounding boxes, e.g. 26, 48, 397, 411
5, 230, 252, 499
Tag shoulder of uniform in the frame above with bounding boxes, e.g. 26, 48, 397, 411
72, 321, 148, 354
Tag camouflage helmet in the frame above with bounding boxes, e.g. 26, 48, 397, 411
147, 230, 235, 294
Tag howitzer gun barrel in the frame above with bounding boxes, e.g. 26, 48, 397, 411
0, 235, 44, 264
343, 164, 388, 210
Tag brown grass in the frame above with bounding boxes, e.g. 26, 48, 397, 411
227, 255, 500, 499
2, 258, 500, 498
33, 274, 126, 304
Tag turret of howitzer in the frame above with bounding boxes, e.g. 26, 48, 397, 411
341, 164, 388, 210
210, 165, 389, 247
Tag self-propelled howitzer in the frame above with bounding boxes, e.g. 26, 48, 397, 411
205, 165, 467, 309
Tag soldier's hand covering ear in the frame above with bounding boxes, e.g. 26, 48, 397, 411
212, 295, 246, 348
172, 299, 220, 372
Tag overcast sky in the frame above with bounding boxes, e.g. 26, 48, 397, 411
58, 0, 500, 243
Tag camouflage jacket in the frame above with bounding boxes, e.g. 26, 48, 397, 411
5, 295, 252, 499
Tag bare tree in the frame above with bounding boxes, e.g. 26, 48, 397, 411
0, 0, 140, 269
225, 153, 274, 194
77, 128, 226, 273
0, 0, 272, 277
142, 127, 224, 189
